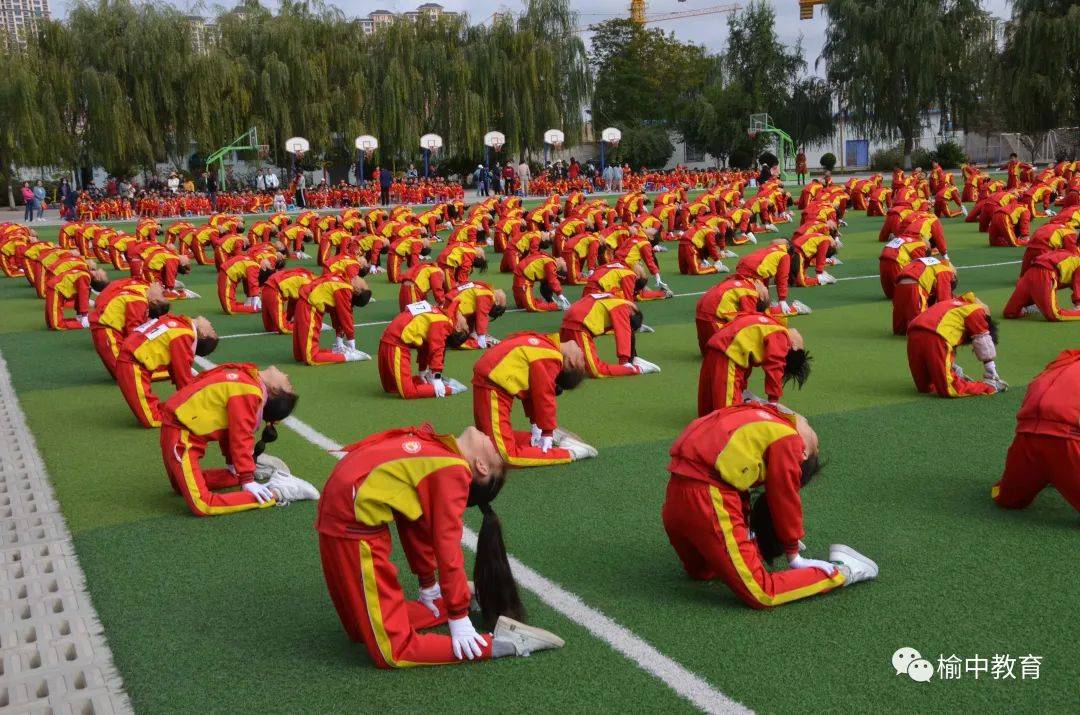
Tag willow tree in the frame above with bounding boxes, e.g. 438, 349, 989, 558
0, 52, 47, 206
821, 0, 990, 168
1000, 0, 1080, 159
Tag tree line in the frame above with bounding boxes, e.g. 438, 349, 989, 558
0, 0, 1076, 187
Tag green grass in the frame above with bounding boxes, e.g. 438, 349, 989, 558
1, 199, 1078, 713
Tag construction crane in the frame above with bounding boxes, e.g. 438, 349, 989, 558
575, 2, 740, 33
798, 0, 827, 20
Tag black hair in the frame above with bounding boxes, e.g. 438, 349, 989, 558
472, 254, 488, 273
258, 267, 275, 285
253, 423, 278, 459
488, 303, 506, 321
756, 298, 769, 313
419, 245, 432, 257
472, 498, 525, 630
788, 249, 803, 287
538, 238, 553, 251
195, 335, 218, 357
358, 263, 371, 278
750, 454, 822, 563
555, 269, 568, 284
554, 367, 586, 394
178, 262, 192, 274
263, 391, 298, 422
90, 275, 110, 292
634, 276, 647, 294
783, 348, 812, 388
539, 281, 554, 303
825, 244, 837, 259
629, 308, 644, 333
446, 329, 470, 349
986, 315, 999, 345
276, 256, 287, 269
148, 301, 170, 318
352, 289, 372, 307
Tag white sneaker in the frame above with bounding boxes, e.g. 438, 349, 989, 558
662, 285, 675, 298
838, 219, 848, 227
492, 616, 564, 658
700, 259, 713, 268
653, 244, 669, 252
445, 377, 469, 394
1046, 209, 1056, 217
368, 265, 383, 274
985, 377, 1009, 393
252, 296, 263, 311
344, 349, 371, 362
255, 454, 291, 480
561, 437, 598, 460
77, 315, 90, 328
790, 299, 813, 315
817, 272, 837, 285
266, 473, 320, 503
720, 250, 737, 259
745, 232, 757, 244
765, 223, 779, 233
829, 544, 878, 584
636, 323, 655, 334
715, 262, 730, 273
632, 356, 661, 374
184, 289, 201, 299
1020, 304, 1039, 316
551, 426, 586, 446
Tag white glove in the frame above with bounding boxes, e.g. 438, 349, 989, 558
418, 583, 441, 619
242, 481, 275, 505
448, 616, 487, 660
540, 435, 553, 453
788, 554, 837, 576
530, 424, 543, 447
653, 273, 666, 288
555, 293, 571, 310
432, 378, 447, 398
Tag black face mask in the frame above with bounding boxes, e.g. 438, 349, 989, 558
352, 289, 373, 307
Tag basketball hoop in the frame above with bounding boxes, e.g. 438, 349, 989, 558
484, 131, 506, 156
355, 134, 379, 159
544, 129, 565, 152
420, 133, 444, 155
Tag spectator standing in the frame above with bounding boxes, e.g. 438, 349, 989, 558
568, 157, 580, 182
502, 162, 516, 195
517, 158, 531, 195
167, 171, 180, 194
379, 165, 392, 206
21, 182, 35, 222
796, 148, 808, 185
406, 164, 418, 180
58, 177, 72, 220
294, 169, 307, 208
256, 169, 266, 191
265, 169, 280, 191
602, 163, 614, 191
205, 171, 218, 210
614, 164, 624, 192
33, 180, 46, 219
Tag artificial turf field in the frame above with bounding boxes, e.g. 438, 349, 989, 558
1, 194, 1077, 713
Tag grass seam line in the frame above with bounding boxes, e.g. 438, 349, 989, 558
194, 355, 751, 715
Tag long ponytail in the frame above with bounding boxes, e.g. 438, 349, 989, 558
473, 501, 526, 631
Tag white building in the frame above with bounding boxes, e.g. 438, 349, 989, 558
0, 0, 50, 48
359, 4, 457, 34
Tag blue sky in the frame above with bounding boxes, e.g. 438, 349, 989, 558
56, 0, 1014, 68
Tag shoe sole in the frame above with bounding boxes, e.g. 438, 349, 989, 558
494, 616, 565, 650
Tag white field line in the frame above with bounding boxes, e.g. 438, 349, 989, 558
193, 354, 751, 715
217, 259, 1023, 340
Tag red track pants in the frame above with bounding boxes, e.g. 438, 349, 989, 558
378, 343, 438, 399
292, 303, 345, 365
993, 434, 1080, 513
1003, 266, 1080, 321
91, 325, 123, 378
906, 331, 995, 397
472, 385, 572, 467
159, 423, 274, 516
559, 329, 638, 378
891, 283, 927, 335
116, 359, 161, 428
661, 475, 844, 609
698, 352, 747, 415
318, 531, 492, 668
261, 286, 295, 333
512, 281, 557, 312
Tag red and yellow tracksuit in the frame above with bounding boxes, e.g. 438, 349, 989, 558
562, 231, 600, 283
315, 424, 490, 668
933, 185, 964, 218
698, 312, 792, 415
318, 228, 353, 267
159, 363, 275, 516
89, 280, 150, 377
559, 294, 639, 378
378, 308, 454, 399
694, 278, 763, 356
21, 242, 54, 292
293, 274, 353, 365
184, 226, 217, 265
1020, 220, 1078, 274
212, 233, 248, 269
44, 268, 91, 331
988, 202, 1031, 247
261, 268, 314, 334
436, 244, 483, 287
37, 247, 78, 297
736, 244, 791, 302
399, 263, 447, 312
513, 253, 562, 312
116, 316, 197, 428
387, 235, 425, 284
892, 257, 955, 335
615, 237, 660, 278
898, 212, 948, 256
282, 225, 312, 254
1003, 250, 1080, 322
906, 297, 996, 397
493, 217, 524, 254
248, 220, 278, 245
322, 253, 364, 282
443, 281, 497, 345
790, 232, 833, 287
993, 349, 1080, 513
878, 236, 928, 298
662, 404, 845, 609
217, 255, 262, 315
678, 224, 720, 275
472, 332, 573, 467
0, 234, 29, 276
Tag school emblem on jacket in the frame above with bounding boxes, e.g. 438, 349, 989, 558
226, 372, 238, 380
402, 439, 421, 454
528, 337, 540, 346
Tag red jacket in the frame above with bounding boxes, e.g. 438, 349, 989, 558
315, 424, 474, 618
473, 331, 563, 432
1015, 349, 1080, 440
669, 404, 807, 554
